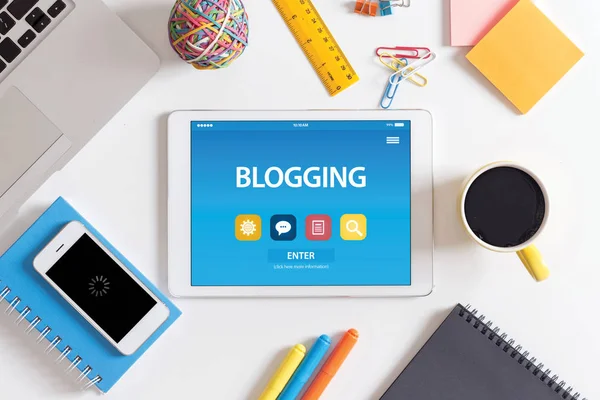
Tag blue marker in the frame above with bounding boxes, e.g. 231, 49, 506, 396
278, 335, 331, 400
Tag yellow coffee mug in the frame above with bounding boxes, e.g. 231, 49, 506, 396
459, 162, 550, 282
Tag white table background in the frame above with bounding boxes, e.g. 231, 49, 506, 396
0, 0, 599, 398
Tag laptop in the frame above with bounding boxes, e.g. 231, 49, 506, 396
0, 0, 159, 228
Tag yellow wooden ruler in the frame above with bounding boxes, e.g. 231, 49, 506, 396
272, 0, 359, 96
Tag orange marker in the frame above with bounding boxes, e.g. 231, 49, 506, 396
301, 329, 359, 400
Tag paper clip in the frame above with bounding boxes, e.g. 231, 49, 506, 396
380, 58, 406, 109
378, 52, 427, 87
381, 73, 403, 109
391, 51, 436, 83
354, 0, 377, 16
379, 0, 410, 15
376, 46, 431, 59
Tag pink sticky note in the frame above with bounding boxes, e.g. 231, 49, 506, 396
450, 0, 519, 46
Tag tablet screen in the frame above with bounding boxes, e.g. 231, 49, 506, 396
190, 120, 411, 286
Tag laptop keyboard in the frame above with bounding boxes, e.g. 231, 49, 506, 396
0, 0, 73, 82
9, 0, 40, 19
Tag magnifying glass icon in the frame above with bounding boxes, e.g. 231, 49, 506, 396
346, 220, 363, 237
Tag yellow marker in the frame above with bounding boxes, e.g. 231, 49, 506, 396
258, 344, 306, 400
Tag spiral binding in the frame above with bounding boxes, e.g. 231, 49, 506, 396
0, 281, 103, 391
459, 304, 586, 400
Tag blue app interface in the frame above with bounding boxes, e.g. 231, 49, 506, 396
190, 120, 411, 286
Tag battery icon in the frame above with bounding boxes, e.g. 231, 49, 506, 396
394, 123, 405, 127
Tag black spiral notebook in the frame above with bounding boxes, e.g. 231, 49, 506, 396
380, 304, 586, 400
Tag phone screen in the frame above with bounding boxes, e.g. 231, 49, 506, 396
47, 234, 157, 343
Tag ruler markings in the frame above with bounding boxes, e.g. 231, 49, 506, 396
272, 0, 359, 96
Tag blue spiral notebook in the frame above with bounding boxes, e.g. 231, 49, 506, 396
0, 197, 182, 393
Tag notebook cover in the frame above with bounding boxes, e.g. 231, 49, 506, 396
0, 197, 182, 392
466, 0, 583, 114
380, 304, 581, 400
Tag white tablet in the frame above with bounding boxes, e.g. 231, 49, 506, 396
168, 110, 433, 297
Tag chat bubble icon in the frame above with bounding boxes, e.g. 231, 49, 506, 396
276, 221, 291, 236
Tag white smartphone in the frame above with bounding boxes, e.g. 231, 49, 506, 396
33, 221, 170, 355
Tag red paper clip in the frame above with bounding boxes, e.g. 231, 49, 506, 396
376, 46, 432, 59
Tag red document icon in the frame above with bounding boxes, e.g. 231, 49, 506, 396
305, 215, 332, 241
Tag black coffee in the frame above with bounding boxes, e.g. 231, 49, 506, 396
464, 167, 545, 248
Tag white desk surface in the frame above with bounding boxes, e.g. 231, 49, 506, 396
1, 0, 599, 398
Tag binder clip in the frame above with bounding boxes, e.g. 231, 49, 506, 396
379, 0, 410, 16
379, 1, 393, 16
355, 0, 409, 16
354, 0, 377, 16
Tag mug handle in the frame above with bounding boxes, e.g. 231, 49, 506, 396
516, 245, 550, 281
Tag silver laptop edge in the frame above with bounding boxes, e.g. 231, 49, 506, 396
0, 0, 159, 229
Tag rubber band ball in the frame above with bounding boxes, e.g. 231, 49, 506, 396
168, 0, 249, 70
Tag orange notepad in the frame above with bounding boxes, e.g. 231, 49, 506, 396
466, 0, 583, 114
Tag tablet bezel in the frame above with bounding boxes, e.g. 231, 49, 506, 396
168, 110, 433, 297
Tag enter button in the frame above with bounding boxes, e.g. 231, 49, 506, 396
268, 249, 335, 263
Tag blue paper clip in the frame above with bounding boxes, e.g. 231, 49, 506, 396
380, 59, 407, 109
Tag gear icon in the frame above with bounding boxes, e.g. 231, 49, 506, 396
240, 219, 257, 236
